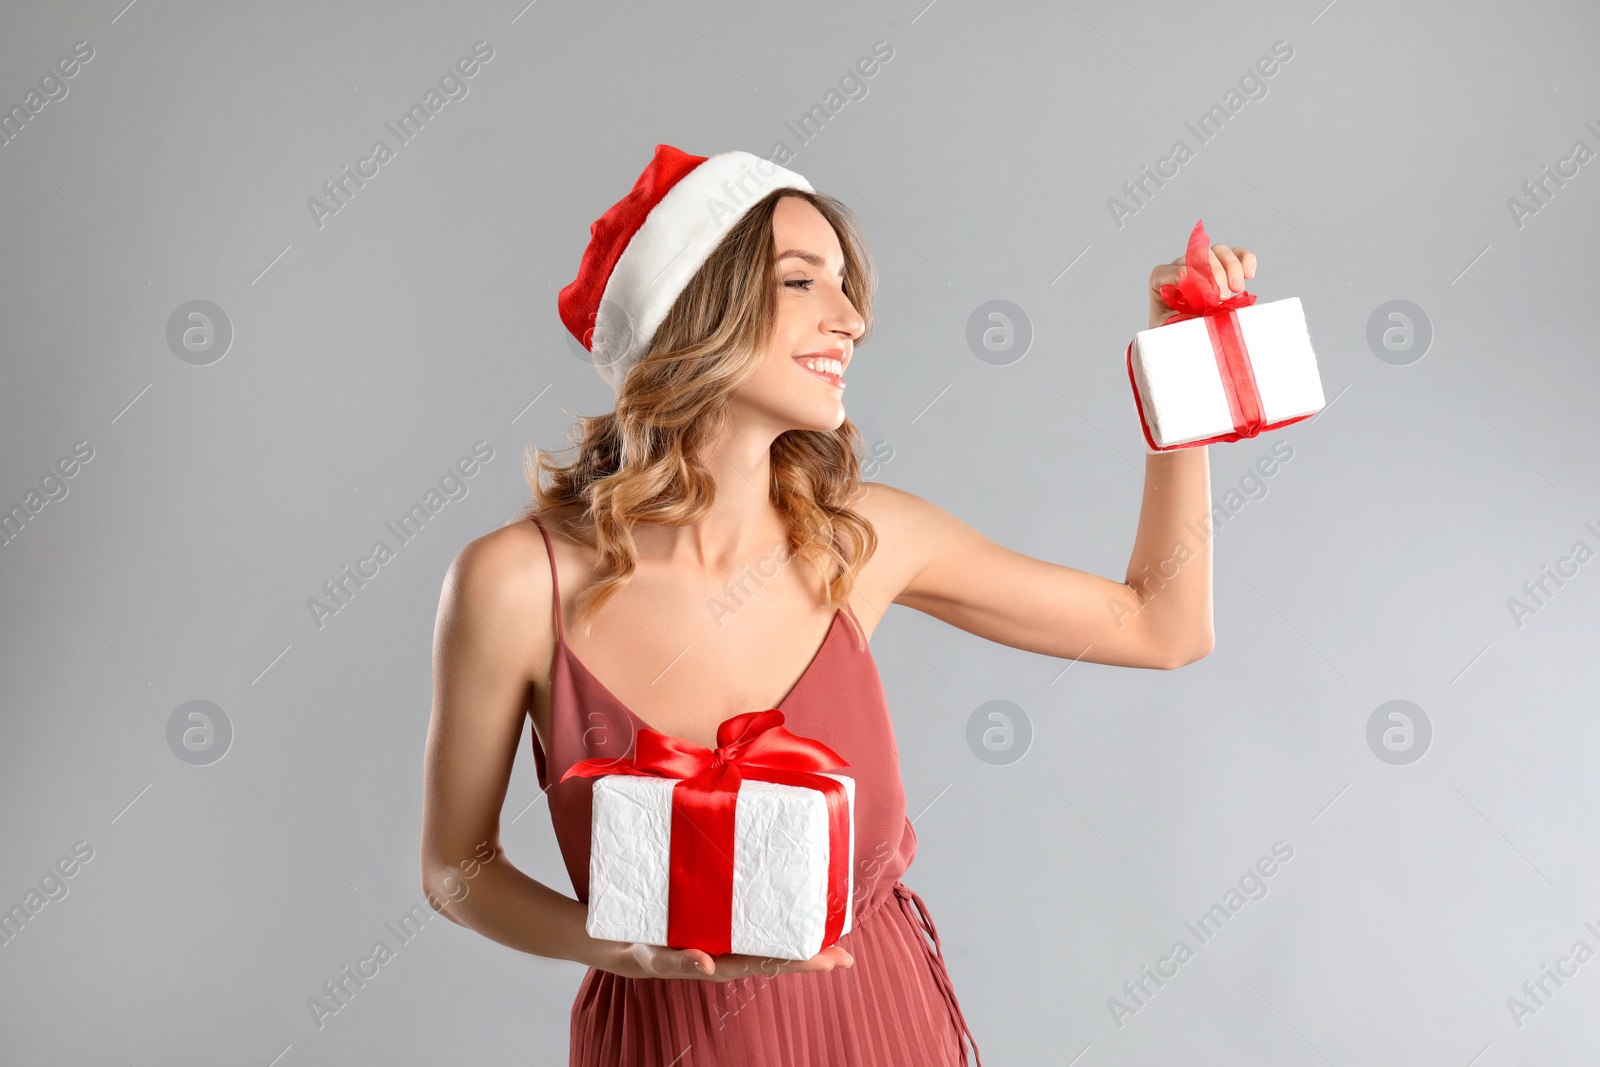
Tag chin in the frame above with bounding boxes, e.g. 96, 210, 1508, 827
786, 399, 847, 433
737, 385, 846, 434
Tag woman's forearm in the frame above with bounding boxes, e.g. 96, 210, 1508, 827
1123, 444, 1215, 665
424, 851, 620, 972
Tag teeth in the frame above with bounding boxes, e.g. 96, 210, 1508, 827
800, 357, 844, 377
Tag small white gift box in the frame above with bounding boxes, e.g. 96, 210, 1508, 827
1129, 294, 1326, 450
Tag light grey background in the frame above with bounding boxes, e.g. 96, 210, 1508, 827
2, 0, 1597, 1064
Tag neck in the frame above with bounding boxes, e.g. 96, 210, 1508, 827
639, 423, 787, 576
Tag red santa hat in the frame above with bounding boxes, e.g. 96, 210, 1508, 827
558, 144, 814, 392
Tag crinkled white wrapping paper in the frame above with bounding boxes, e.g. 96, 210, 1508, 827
1131, 296, 1325, 448
585, 773, 855, 959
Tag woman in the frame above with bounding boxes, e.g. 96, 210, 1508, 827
420, 144, 1242, 1065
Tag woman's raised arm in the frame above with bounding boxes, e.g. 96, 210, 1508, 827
866, 474, 1212, 672
867, 240, 1260, 670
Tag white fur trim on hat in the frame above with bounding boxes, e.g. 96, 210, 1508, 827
590, 151, 814, 391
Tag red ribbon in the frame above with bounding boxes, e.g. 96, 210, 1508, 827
560, 709, 853, 956
1127, 218, 1311, 451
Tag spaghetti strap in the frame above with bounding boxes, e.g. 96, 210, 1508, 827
527, 513, 565, 641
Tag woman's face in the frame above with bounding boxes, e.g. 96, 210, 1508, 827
731, 195, 865, 433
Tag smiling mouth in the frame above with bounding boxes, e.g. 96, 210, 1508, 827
794, 355, 846, 389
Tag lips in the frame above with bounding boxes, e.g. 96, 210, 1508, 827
793, 351, 847, 389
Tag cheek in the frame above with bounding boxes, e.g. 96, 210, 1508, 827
751, 351, 797, 395
739, 346, 808, 409
757, 320, 804, 377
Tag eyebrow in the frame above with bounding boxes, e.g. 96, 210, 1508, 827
776, 249, 847, 276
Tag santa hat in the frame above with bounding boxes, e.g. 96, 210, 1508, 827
558, 144, 814, 392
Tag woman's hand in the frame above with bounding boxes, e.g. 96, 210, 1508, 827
1148, 240, 1258, 330
595, 937, 855, 982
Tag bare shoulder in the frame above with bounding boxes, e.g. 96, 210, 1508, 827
856, 480, 932, 519
851, 481, 977, 603
435, 513, 557, 680
855, 480, 973, 545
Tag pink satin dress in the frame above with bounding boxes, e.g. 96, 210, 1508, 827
526, 514, 984, 1066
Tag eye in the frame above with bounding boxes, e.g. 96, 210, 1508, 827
785, 278, 815, 291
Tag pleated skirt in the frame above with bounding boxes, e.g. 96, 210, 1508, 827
569, 880, 983, 1066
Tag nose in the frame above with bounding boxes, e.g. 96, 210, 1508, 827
823, 285, 865, 348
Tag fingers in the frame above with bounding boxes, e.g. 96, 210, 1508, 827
1237, 247, 1257, 278
1210, 244, 1257, 292
691, 953, 764, 981
818, 946, 855, 969
1148, 239, 1258, 330
689, 946, 855, 982
1150, 263, 1184, 290
1161, 245, 1258, 293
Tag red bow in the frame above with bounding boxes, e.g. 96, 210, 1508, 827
561, 709, 853, 956
1131, 218, 1266, 449
1156, 217, 1258, 325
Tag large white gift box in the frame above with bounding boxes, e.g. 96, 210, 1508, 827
585, 772, 856, 959
1128, 295, 1327, 450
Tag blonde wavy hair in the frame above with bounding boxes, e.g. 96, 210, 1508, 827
515, 187, 880, 641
